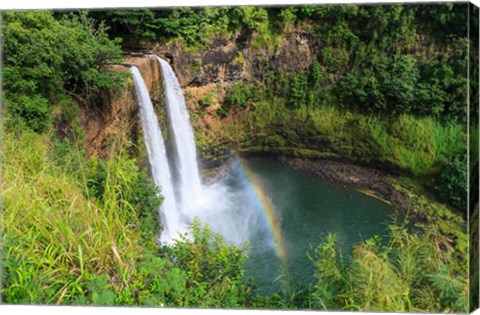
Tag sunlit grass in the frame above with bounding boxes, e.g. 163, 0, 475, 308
1, 128, 144, 304
247, 101, 466, 176
310, 220, 468, 313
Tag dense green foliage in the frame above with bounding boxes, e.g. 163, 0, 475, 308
434, 155, 468, 211
223, 81, 261, 111
3, 11, 128, 132
160, 219, 254, 307
92, 7, 275, 49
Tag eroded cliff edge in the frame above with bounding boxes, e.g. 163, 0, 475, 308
78, 55, 164, 159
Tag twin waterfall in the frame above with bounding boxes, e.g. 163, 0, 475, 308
131, 57, 203, 243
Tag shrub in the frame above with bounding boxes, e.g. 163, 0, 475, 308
434, 154, 468, 211
287, 71, 309, 109
337, 55, 419, 115
2, 10, 127, 133
163, 218, 253, 307
216, 106, 230, 118
198, 94, 213, 107
6, 95, 53, 132
224, 81, 261, 110
309, 220, 468, 312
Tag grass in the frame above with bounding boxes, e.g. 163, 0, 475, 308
1, 127, 149, 304
1, 125, 253, 308
310, 218, 468, 313
203, 99, 466, 177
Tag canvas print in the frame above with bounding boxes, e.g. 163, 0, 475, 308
1, 2, 479, 313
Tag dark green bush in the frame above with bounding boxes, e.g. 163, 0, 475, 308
3, 11, 126, 132
415, 61, 467, 119
216, 106, 230, 118
337, 55, 419, 115
287, 72, 309, 109
103, 9, 162, 41
127, 170, 164, 240
198, 94, 213, 107
162, 218, 253, 307
224, 81, 261, 110
6, 95, 53, 133
434, 155, 468, 212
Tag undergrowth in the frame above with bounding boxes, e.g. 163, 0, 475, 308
310, 220, 468, 313
1, 126, 253, 307
1, 127, 159, 304
200, 100, 466, 178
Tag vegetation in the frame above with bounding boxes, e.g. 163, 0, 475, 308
92, 7, 277, 50
1, 123, 254, 307
434, 155, 468, 211
223, 81, 261, 111
2, 128, 154, 304
310, 222, 468, 312
3, 11, 128, 132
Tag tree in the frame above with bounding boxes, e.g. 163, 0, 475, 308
3, 11, 126, 132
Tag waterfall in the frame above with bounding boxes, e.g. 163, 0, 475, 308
157, 57, 203, 212
131, 66, 180, 243
132, 58, 251, 245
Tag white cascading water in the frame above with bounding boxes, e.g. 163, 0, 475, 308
131, 66, 180, 243
156, 57, 203, 212
132, 57, 265, 247
153, 57, 264, 247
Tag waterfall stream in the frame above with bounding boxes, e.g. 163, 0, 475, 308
131, 66, 180, 243
157, 57, 203, 213
133, 58, 269, 247
130, 57, 257, 246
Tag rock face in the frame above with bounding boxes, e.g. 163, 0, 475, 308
150, 30, 318, 168
79, 30, 318, 159
79, 55, 163, 158
273, 31, 316, 72
154, 30, 316, 88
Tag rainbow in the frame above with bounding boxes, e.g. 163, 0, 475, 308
235, 157, 287, 262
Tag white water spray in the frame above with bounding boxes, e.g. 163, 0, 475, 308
131, 66, 181, 243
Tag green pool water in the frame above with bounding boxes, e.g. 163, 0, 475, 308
224, 157, 396, 295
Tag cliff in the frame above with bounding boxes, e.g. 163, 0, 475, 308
150, 31, 319, 167
76, 30, 318, 161
154, 31, 316, 87
79, 55, 164, 158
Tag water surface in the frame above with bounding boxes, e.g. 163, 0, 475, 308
217, 158, 395, 295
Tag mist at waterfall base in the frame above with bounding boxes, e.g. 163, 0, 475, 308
132, 58, 394, 296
